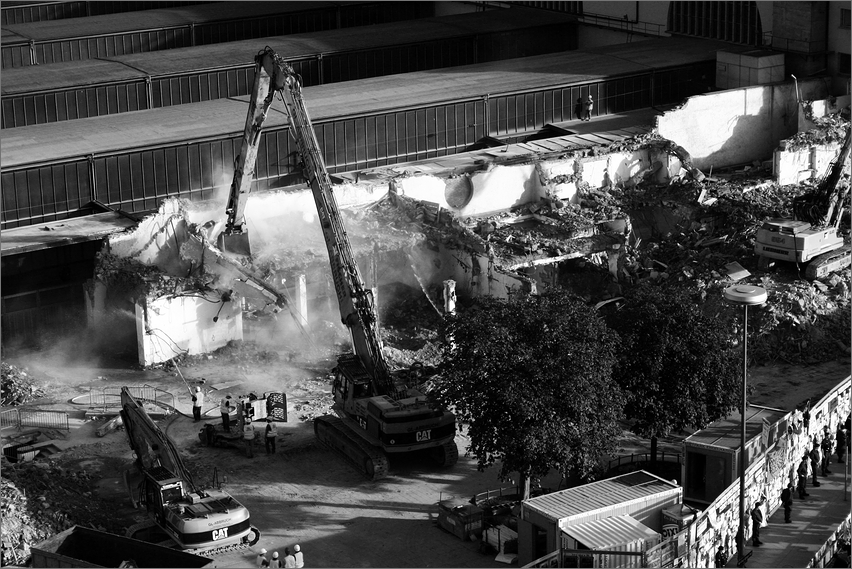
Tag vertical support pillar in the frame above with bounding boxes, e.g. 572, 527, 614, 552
294, 274, 308, 328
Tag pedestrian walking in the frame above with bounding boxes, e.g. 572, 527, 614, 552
821, 426, 834, 475
581, 95, 594, 121
265, 418, 277, 455
256, 548, 269, 568
192, 386, 204, 422
837, 425, 847, 463
268, 551, 281, 569
294, 544, 304, 568
797, 453, 810, 498
243, 420, 256, 458
283, 547, 296, 569
714, 545, 726, 568
220, 395, 233, 433
781, 483, 793, 523
810, 441, 822, 486
751, 498, 764, 546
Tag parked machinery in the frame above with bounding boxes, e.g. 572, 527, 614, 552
119, 387, 260, 553
755, 127, 851, 279
216, 47, 458, 480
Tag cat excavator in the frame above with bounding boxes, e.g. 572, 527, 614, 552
755, 127, 851, 279
119, 388, 260, 554
216, 47, 458, 480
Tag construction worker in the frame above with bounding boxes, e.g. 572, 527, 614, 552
821, 425, 834, 475
220, 395, 233, 433
192, 386, 204, 422
294, 544, 304, 568
268, 551, 281, 569
256, 548, 269, 568
265, 418, 277, 455
283, 547, 296, 569
243, 420, 256, 458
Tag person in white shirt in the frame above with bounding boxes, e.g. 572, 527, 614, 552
293, 544, 304, 568
265, 418, 277, 455
192, 386, 204, 422
268, 551, 281, 569
283, 547, 296, 569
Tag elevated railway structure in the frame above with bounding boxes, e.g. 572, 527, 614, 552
1, 0, 433, 68
1, 7, 577, 128
1, 36, 728, 230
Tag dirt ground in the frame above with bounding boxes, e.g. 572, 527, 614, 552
3, 333, 848, 568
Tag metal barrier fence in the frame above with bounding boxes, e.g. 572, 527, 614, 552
0, 408, 70, 430
74, 385, 176, 411
807, 512, 851, 568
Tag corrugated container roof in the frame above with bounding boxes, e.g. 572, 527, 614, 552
684, 405, 789, 451
562, 515, 660, 550
523, 471, 680, 522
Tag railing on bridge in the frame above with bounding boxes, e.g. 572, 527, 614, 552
807, 513, 851, 568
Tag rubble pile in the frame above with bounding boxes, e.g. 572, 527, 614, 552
1, 362, 45, 406
782, 114, 850, 151
0, 458, 128, 566
94, 250, 219, 301
613, 174, 850, 365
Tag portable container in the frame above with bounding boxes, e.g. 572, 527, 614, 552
560, 515, 661, 568
30, 525, 213, 568
518, 470, 682, 566
438, 500, 483, 541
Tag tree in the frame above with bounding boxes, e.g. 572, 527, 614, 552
434, 289, 624, 499
607, 284, 741, 461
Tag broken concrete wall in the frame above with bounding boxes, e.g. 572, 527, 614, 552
774, 139, 849, 186
656, 78, 830, 171
107, 199, 193, 276
798, 95, 852, 132
136, 292, 243, 366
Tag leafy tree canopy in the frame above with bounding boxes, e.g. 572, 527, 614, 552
607, 283, 741, 440
435, 289, 624, 489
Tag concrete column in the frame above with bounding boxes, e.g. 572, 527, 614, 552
294, 274, 308, 328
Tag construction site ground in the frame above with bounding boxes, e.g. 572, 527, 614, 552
2, 338, 849, 568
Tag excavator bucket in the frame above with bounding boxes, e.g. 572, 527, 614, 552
217, 231, 252, 257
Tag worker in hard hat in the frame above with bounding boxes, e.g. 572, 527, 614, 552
243, 420, 256, 458
268, 551, 281, 569
294, 544, 304, 568
192, 386, 204, 422
256, 548, 268, 568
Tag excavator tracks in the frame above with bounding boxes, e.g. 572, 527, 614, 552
431, 439, 459, 467
314, 415, 389, 480
805, 245, 851, 280
126, 520, 261, 556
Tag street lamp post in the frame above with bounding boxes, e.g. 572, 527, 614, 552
723, 284, 767, 567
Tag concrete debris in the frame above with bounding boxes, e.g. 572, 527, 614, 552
1, 458, 126, 566
1, 363, 45, 406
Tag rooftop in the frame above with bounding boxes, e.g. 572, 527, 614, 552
683, 405, 789, 451
522, 470, 680, 523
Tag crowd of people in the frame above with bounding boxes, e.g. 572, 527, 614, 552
715, 412, 851, 567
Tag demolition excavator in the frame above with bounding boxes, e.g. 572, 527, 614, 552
217, 47, 458, 480
755, 127, 851, 279
119, 388, 260, 553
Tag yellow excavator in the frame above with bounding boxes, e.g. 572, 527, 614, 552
214, 47, 458, 480
755, 127, 851, 279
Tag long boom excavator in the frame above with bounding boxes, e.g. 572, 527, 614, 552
217, 47, 458, 480
755, 126, 851, 279
119, 388, 260, 554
